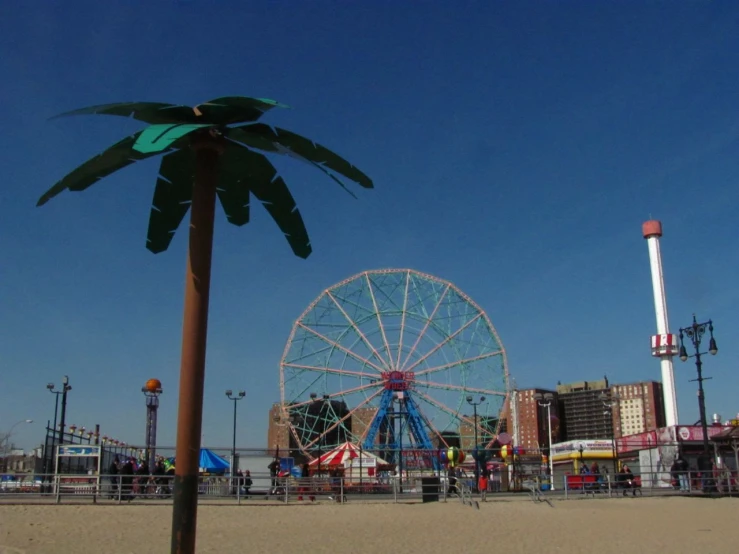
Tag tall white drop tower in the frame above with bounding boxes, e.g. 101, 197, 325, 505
643, 220, 679, 427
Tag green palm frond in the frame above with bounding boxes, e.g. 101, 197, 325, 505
146, 149, 195, 253
52, 96, 288, 126
36, 131, 166, 207
194, 96, 288, 125
39, 96, 372, 258
216, 143, 252, 226
226, 146, 311, 258
227, 124, 373, 194
133, 123, 212, 154
51, 102, 199, 124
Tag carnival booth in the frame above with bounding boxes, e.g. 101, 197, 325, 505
308, 442, 392, 484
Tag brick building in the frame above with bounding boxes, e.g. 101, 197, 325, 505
556, 379, 612, 441
514, 388, 561, 451
610, 380, 665, 437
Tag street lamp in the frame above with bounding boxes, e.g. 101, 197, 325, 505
1, 420, 32, 472
578, 443, 585, 473
678, 315, 717, 455
225, 390, 246, 474
47, 377, 72, 452
310, 392, 331, 475
393, 392, 407, 492
466, 395, 486, 490
600, 392, 621, 476
533, 392, 555, 490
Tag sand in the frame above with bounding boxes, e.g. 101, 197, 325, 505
0, 497, 735, 554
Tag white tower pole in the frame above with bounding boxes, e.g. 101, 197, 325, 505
643, 220, 679, 427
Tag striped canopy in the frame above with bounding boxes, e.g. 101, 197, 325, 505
308, 442, 389, 467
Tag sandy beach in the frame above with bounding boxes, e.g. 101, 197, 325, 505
0, 497, 734, 554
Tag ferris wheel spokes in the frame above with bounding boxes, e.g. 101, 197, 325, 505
296, 322, 386, 373
325, 290, 390, 369
282, 362, 376, 380
398, 284, 451, 370
402, 313, 483, 374
413, 380, 505, 398
364, 273, 395, 367
394, 270, 412, 368
301, 387, 384, 451
412, 350, 504, 378
414, 389, 494, 438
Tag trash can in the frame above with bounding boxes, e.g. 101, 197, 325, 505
420, 477, 440, 503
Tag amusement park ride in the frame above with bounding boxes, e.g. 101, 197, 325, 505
279, 269, 511, 468
142, 378, 163, 470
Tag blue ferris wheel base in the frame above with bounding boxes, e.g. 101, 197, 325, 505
361, 386, 439, 469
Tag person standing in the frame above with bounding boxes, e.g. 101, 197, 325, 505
676, 455, 690, 491
268, 458, 280, 494
478, 467, 489, 502
119, 458, 135, 501
108, 456, 120, 499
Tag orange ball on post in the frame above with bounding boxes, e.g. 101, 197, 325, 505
144, 378, 162, 393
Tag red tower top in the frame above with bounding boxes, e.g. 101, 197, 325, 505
642, 220, 663, 239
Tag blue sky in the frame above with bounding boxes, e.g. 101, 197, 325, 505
1, 1, 738, 451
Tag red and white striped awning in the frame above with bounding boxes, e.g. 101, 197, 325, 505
308, 442, 389, 467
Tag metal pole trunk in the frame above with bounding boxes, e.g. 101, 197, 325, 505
171, 144, 220, 554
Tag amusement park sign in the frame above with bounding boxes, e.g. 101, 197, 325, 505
550, 440, 612, 456
615, 425, 727, 454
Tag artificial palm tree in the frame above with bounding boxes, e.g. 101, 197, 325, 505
37, 96, 372, 554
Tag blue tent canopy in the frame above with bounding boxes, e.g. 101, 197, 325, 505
165, 449, 230, 473
198, 449, 230, 473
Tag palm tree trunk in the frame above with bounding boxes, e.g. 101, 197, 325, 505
171, 143, 220, 554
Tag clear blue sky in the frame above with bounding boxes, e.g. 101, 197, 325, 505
2, 1, 738, 451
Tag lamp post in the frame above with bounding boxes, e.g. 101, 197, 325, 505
533, 392, 555, 490
600, 392, 620, 476
50, 376, 72, 474
1, 420, 33, 466
46, 382, 64, 475
578, 443, 584, 473
225, 390, 246, 474
310, 392, 331, 476
393, 392, 406, 492
466, 395, 486, 490
47, 377, 71, 449
57, 376, 72, 448
678, 315, 718, 455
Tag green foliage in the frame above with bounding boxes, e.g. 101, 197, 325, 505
147, 149, 195, 253
36, 131, 163, 207
38, 96, 372, 256
133, 124, 211, 154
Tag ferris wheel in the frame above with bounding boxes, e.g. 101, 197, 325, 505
279, 269, 510, 464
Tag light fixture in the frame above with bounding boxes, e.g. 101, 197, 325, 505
708, 337, 718, 356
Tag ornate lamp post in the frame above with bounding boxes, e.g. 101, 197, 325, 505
466, 395, 486, 490
225, 389, 246, 474
533, 392, 555, 490
678, 315, 718, 455
600, 392, 621, 476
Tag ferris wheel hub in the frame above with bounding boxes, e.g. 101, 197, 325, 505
381, 371, 414, 391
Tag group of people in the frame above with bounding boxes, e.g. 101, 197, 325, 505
107, 456, 172, 500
